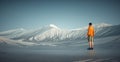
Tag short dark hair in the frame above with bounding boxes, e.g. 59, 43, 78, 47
89, 23, 92, 25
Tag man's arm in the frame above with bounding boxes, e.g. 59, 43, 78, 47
93, 27, 95, 37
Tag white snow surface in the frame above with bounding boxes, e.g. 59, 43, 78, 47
0, 23, 120, 46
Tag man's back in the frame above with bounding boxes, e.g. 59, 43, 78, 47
87, 25, 94, 37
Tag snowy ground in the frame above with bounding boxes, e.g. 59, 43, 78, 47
0, 35, 120, 62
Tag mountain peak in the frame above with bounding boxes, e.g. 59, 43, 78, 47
49, 24, 59, 29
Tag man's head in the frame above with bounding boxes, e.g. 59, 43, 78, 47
89, 23, 92, 26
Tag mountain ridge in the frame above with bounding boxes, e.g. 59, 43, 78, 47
0, 23, 119, 42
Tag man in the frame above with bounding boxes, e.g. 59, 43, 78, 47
87, 23, 95, 50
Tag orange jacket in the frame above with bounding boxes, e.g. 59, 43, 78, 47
87, 25, 95, 37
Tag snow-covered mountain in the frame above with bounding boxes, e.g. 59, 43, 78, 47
0, 23, 120, 41
0, 23, 120, 46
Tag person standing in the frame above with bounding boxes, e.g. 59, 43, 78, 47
87, 23, 95, 50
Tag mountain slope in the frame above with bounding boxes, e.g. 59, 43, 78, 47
0, 23, 120, 43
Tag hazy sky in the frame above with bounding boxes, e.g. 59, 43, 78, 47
0, 0, 120, 31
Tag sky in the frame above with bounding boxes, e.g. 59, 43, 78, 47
0, 0, 120, 31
